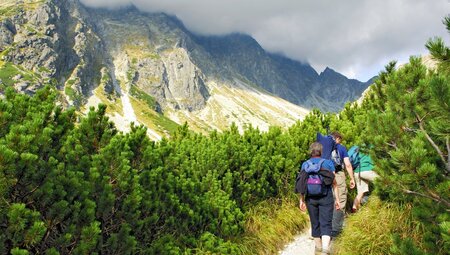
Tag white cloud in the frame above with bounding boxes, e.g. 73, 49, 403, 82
80, 0, 450, 81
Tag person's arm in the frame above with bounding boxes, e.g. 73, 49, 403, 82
343, 157, 355, 189
333, 174, 340, 210
299, 194, 307, 211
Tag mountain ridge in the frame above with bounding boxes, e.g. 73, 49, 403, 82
0, 0, 372, 138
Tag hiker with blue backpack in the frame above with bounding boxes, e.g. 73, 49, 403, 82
296, 142, 340, 255
347, 146, 380, 212
316, 131, 355, 237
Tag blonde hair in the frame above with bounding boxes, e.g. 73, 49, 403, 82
309, 142, 323, 157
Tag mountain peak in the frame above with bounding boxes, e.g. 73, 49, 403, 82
319, 67, 351, 83
320, 67, 338, 75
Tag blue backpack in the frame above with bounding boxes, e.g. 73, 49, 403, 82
303, 159, 327, 197
348, 145, 361, 169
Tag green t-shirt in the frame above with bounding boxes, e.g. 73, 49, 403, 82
354, 153, 374, 173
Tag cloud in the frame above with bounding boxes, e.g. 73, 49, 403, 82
80, 0, 449, 81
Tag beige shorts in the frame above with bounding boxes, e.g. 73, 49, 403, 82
334, 171, 347, 211
355, 170, 379, 195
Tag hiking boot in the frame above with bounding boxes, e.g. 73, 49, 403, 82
314, 246, 322, 254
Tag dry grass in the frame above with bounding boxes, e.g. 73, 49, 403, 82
125, 45, 160, 60
237, 197, 308, 255
92, 85, 123, 115
333, 197, 425, 255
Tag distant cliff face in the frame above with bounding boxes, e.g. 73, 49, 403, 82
0, 0, 371, 137
0, 0, 105, 106
192, 33, 373, 112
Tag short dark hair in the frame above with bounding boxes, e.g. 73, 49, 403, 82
309, 142, 323, 157
331, 131, 343, 140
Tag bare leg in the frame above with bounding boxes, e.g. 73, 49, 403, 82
353, 192, 365, 210
314, 237, 322, 252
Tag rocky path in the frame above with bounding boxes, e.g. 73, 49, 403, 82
279, 228, 315, 255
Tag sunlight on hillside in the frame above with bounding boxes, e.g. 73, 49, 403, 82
0, 0, 44, 19
168, 79, 310, 134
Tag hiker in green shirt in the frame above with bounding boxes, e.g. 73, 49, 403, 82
352, 152, 379, 212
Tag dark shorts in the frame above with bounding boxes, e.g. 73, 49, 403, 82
306, 189, 334, 237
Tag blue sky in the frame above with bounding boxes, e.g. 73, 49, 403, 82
81, 0, 449, 82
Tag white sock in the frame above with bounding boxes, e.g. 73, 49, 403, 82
322, 235, 331, 250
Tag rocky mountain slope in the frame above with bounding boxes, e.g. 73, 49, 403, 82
0, 0, 370, 139
193, 34, 373, 111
